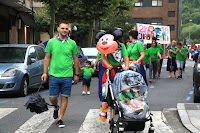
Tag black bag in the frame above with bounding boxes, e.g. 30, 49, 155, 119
24, 93, 49, 114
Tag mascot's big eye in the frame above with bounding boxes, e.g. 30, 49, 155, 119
106, 38, 108, 41
102, 38, 104, 41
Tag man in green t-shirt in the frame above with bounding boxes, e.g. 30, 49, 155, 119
176, 43, 186, 79
41, 21, 79, 128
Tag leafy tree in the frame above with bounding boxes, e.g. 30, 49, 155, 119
181, 0, 200, 44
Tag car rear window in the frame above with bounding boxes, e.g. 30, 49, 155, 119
0, 47, 26, 63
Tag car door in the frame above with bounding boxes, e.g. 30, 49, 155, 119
27, 46, 41, 85
35, 46, 45, 83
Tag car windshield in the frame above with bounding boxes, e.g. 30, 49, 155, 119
82, 48, 98, 56
0, 47, 26, 63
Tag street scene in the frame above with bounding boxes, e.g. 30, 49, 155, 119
0, 0, 200, 133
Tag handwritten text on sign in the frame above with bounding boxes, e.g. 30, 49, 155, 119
137, 23, 171, 44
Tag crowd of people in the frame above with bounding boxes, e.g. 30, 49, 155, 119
40, 21, 189, 128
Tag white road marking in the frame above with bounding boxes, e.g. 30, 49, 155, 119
78, 109, 174, 133
15, 109, 56, 133
78, 109, 109, 133
0, 108, 18, 119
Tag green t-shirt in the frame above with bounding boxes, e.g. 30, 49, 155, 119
81, 67, 93, 78
106, 43, 128, 65
143, 50, 150, 65
97, 52, 102, 64
168, 46, 177, 57
148, 47, 159, 62
45, 38, 78, 77
176, 48, 186, 61
160, 48, 164, 58
157, 43, 161, 49
183, 46, 187, 58
127, 42, 144, 60
118, 92, 134, 102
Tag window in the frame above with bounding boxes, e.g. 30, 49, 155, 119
168, 25, 175, 31
28, 47, 37, 60
152, 0, 163, 6
134, 18, 143, 23
135, 0, 143, 7
36, 47, 45, 60
168, 11, 175, 17
169, 0, 175, 3
151, 18, 163, 25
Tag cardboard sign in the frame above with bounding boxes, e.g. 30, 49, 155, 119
136, 23, 171, 44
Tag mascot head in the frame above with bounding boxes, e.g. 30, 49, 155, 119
96, 34, 118, 54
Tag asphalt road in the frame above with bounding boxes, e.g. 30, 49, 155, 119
0, 60, 195, 133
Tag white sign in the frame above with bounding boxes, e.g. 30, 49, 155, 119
136, 23, 171, 44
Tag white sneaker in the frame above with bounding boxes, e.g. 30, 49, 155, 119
87, 91, 90, 95
135, 107, 144, 112
82, 91, 86, 95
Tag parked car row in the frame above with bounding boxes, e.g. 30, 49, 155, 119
0, 44, 97, 96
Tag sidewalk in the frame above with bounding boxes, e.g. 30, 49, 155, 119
177, 103, 200, 133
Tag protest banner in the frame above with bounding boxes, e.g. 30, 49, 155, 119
136, 23, 171, 44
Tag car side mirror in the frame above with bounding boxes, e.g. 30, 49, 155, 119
78, 54, 82, 58
28, 58, 36, 65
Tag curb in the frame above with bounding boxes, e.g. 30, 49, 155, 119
177, 103, 200, 133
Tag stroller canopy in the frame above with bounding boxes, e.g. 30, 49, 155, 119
113, 70, 147, 97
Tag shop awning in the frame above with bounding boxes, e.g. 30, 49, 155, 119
19, 13, 39, 29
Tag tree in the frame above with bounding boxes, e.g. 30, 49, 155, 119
36, 0, 64, 38
56, 0, 136, 46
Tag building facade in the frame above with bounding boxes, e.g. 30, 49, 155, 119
0, 0, 38, 44
130, 0, 182, 42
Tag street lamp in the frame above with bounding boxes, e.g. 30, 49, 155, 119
189, 19, 192, 45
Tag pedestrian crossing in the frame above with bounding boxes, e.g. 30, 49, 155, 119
0, 108, 174, 133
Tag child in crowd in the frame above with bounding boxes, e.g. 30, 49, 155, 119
80, 61, 94, 95
176, 43, 186, 79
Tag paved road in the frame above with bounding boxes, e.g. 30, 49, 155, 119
0, 60, 195, 133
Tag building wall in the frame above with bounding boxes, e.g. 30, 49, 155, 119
9, 25, 18, 44
130, 0, 181, 41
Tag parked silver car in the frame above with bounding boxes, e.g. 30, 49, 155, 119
0, 44, 48, 96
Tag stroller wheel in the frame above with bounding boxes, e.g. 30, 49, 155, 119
148, 127, 155, 133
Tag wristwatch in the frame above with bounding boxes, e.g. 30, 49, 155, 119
75, 74, 79, 76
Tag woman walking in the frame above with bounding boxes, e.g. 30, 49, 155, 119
127, 30, 147, 85
167, 40, 177, 78
148, 42, 162, 83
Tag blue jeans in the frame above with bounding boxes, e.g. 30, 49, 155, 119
98, 63, 104, 102
149, 61, 157, 79
49, 75, 73, 97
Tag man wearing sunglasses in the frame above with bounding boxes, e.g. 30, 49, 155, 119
41, 21, 79, 128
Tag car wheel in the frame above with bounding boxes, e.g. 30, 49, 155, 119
19, 77, 28, 97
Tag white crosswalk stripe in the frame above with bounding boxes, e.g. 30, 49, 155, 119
79, 109, 174, 133
15, 108, 56, 133
0, 108, 18, 119
0, 108, 174, 133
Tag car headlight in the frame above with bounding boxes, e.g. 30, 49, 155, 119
2, 68, 18, 77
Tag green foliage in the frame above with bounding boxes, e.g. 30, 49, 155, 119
181, 0, 200, 44
34, 4, 50, 32
71, 23, 90, 46
102, 12, 135, 42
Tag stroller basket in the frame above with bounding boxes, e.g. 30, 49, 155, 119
121, 118, 148, 131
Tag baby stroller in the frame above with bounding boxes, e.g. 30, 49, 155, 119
109, 70, 154, 133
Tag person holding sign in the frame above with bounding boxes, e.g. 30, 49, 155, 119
127, 30, 147, 85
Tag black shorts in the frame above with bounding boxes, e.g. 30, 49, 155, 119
82, 78, 91, 87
